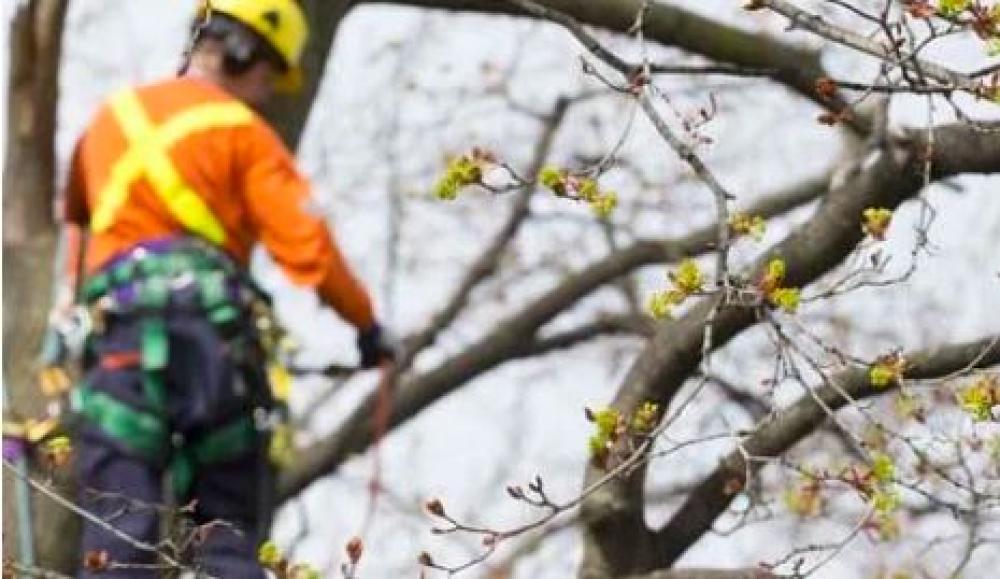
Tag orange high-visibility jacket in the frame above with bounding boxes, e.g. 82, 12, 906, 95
65, 77, 374, 330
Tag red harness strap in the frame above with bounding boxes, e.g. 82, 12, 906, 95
100, 351, 142, 370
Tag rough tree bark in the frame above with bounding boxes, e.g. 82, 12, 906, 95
2, 0, 75, 572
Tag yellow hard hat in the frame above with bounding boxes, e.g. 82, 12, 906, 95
200, 0, 309, 93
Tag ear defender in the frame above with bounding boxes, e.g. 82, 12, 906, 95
221, 27, 257, 76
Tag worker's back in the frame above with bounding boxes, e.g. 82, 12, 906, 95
66, 76, 374, 329
68, 76, 276, 273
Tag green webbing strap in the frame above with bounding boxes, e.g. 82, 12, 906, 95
141, 372, 168, 416
82, 248, 231, 304
83, 273, 110, 303
138, 273, 171, 413
111, 260, 136, 286
140, 317, 168, 370
139, 276, 169, 311
74, 383, 258, 499
72, 386, 167, 459
169, 415, 257, 498
169, 455, 195, 501
195, 415, 257, 464
140, 317, 169, 413
197, 270, 239, 326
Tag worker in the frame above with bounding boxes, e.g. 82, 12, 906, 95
54, 1, 395, 576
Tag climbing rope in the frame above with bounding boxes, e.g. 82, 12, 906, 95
356, 360, 397, 540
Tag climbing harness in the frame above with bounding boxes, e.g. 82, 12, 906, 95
73, 238, 293, 499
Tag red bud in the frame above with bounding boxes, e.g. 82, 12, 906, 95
346, 536, 363, 564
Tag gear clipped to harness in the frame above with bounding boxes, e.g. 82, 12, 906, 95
252, 298, 300, 468
67, 237, 304, 499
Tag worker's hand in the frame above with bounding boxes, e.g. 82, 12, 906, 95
357, 323, 399, 369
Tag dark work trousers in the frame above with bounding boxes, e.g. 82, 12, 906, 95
74, 306, 272, 579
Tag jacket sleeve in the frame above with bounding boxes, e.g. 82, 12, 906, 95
237, 119, 375, 331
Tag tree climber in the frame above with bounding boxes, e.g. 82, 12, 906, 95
51, 1, 395, 575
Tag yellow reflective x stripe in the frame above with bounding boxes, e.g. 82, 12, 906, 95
90, 89, 254, 246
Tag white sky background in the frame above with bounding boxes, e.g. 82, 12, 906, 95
9, 0, 1000, 577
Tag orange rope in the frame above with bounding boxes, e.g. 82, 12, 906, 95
357, 361, 395, 538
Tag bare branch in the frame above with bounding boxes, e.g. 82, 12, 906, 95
395, 96, 571, 373
518, 314, 655, 358
363, 0, 856, 124
756, 0, 980, 93
577, 122, 1000, 576
624, 569, 775, 579
277, 173, 831, 501
648, 336, 1000, 570
1, 460, 194, 575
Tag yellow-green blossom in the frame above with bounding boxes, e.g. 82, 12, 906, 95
871, 488, 900, 514
590, 191, 617, 219
870, 366, 895, 388
577, 178, 599, 202
956, 375, 998, 422
759, 258, 787, 295
41, 435, 73, 467
587, 407, 623, 462
862, 207, 893, 240
258, 541, 283, 567
648, 289, 684, 320
593, 408, 620, 439
631, 401, 659, 434
433, 156, 483, 200
767, 258, 786, 283
784, 478, 823, 517
538, 168, 617, 218
869, 354, 906, 389
938, 0, 971, 17
538, 165, 563, 190
871, 452, 895, 484
768, 287, 801, 313
672, 259, 704, 295
728, 212, 767, 241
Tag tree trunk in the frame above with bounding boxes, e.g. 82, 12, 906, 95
2, 0, 75, 573
262, 0, 355, 148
